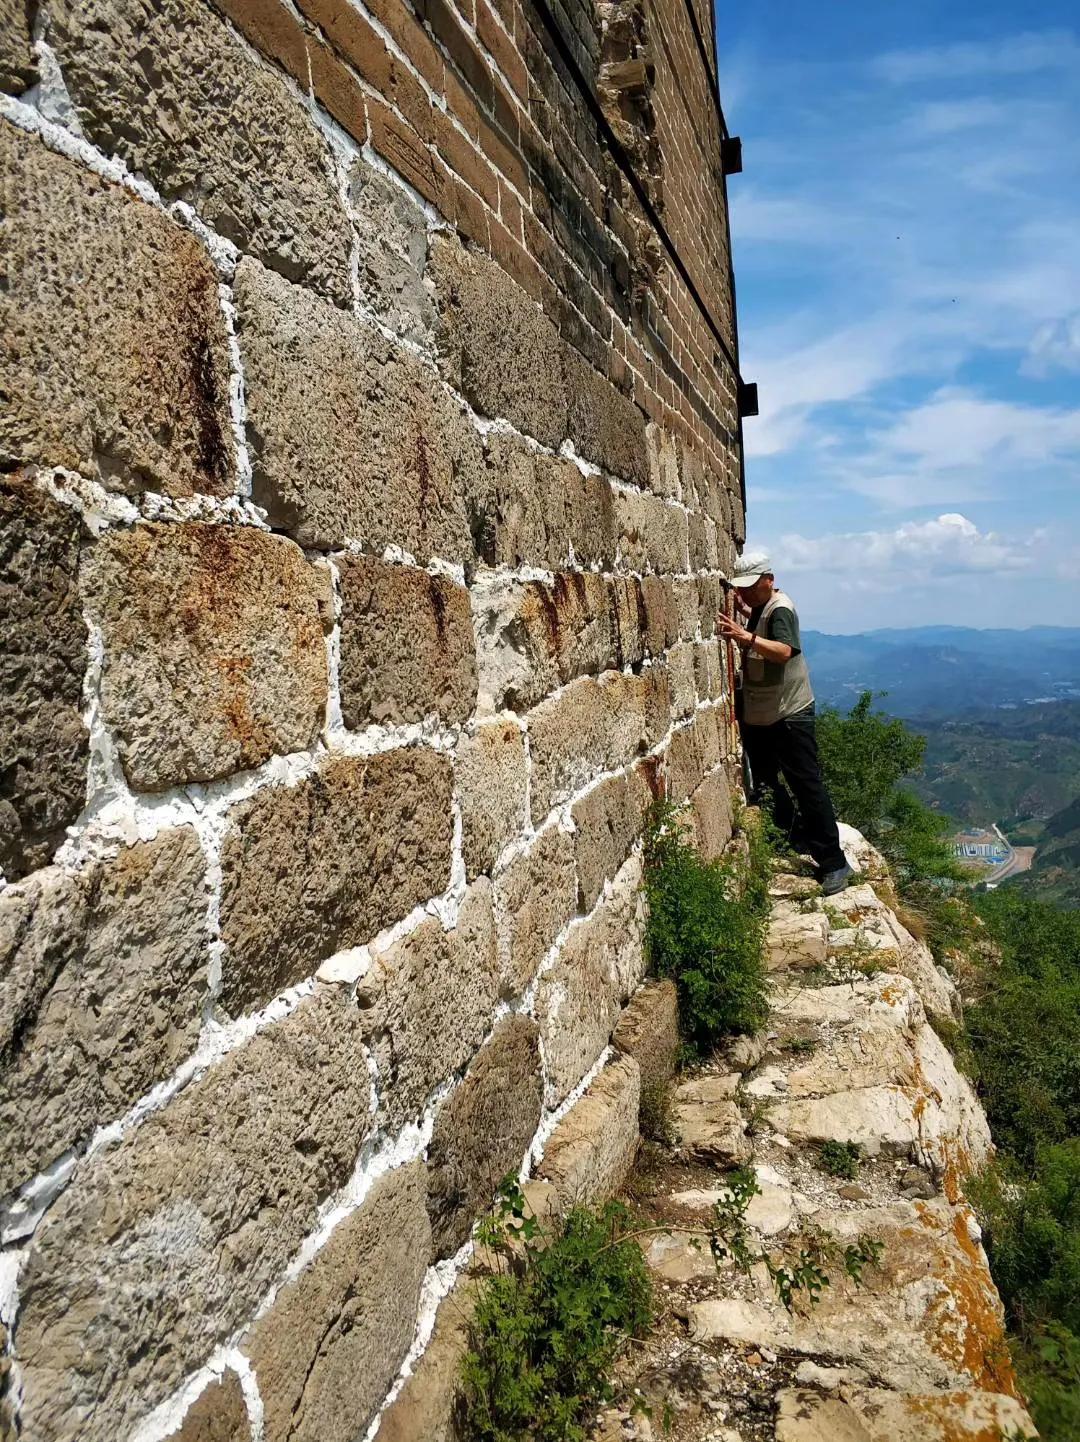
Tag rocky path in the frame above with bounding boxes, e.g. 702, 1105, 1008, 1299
598, 841, 1038, 1441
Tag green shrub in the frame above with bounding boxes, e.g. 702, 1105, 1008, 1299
819, 1140, 861, 1179
815, 691, 925, 836
459, 1180, 652, 1442
967, 893, 1080, 1171
1014, 1322, 1080, 1442
642, 802, 769, 1055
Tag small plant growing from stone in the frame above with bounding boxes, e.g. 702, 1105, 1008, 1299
842, 1236, 885, 1286
820, 1140, 862, 1179
459, 1177, 653, 1442
708, 1168, 883, 1314
787, 1035, 818, 1055
638, 1077, 676, 1147
643, 802, 771, 1056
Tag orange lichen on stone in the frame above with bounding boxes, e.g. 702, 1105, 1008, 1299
920, 1207, 1023, 1400
902, 1391, 1030, 1442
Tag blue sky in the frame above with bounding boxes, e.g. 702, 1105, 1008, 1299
715, 2, 1080, 632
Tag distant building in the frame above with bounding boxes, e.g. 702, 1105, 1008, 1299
954, 829, 1008, 863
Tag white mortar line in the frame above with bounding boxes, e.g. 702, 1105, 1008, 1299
0, 978, 316, 1245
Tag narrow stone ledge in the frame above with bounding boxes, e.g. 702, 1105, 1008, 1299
84, 522, 331, 791
1, 123, 234, 497
218, 748, 454, 1015
0, 827, 208, 1199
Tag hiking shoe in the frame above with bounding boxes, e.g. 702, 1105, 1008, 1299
820, 862, 853, 896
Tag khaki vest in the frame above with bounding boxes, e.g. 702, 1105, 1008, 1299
742, 590, 814, 727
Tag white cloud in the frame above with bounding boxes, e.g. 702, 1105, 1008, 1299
907, 98, 1012, 135
765, 513, 1042, 584
873, 30, 1080, 84
1024, 314, 1080, 376
869, 388, 1080, 470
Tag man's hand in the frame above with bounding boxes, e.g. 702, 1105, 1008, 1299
716, 614, 753, 647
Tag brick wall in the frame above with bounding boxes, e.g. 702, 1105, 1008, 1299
0, 0, 746, 1435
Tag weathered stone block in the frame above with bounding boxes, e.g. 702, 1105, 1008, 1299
640, 575, 679, 656
0, 828, 207, 1196
245, 1162, 430, 1442
0, 474, 88, 879
376, 1274, 477, 1442
664, 707, 722, 804
645, 421, 680, 499
84, 523, 329, 791
527, 668, 670, 824
538, 1055, 640, 1211
667, 641, 698, 718
615, 490, 688, 574
698, 576, 723, 639
613, 979, 679, 1099
16, 987, 373, 1442
534, 856, 644, 1104
1, 1321, 17, 1442
473, 435, 616, 571
235, 258, 479, 559
356, 880, 499, 1129
672, 578, 700, 639
431, 235, 567, 448
349, 159, 433, 345
688, 767, 733, 861
427, 1015, 543, 1256
164, 1371, 250, 1442
571, 771, 648, 912
0, 0, 34, 91
456, 720, 527, 879
1, 126, 233, 496
494, 826, 577, 996
472, 571, 620, 713
219, 748, 453, 1013
337, 555, 476, 727
563, 346, 648, 484
693, 638, 724, 701
48, 0, 351, 303
611, 575, 647, 668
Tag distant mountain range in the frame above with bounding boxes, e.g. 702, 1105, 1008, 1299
804, 625, 1080, 718
803, 627, 1080, 907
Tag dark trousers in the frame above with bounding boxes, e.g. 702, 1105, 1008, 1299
741, 706, 847, 873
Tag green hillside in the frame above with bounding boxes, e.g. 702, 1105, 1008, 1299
908, 703, 1080, 834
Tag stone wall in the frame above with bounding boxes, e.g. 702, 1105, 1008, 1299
0, 0, 745, 1436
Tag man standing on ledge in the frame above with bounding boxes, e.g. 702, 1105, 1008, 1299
717, 554, 852, 896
